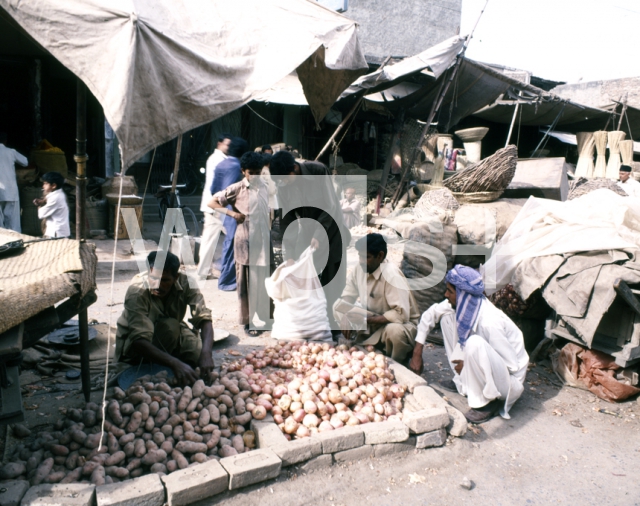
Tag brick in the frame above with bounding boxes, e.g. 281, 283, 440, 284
373, 438, 416, 458
311, 426, 364, 454
333, 445, 372, 463
161, 460, 228, 506
298, 454, 334, 473
219, 448, 281, 490
445, 405, 468, 437
273, 437, 322, 467
0, 480, 29, 506
96, 474, 164, 506
21, 484, 95, 506
415, 428, 447, 449
402, 407, 450, 434
360, 420, 409, 445
251, 420, 288, 449
387, 360, 427, 392
411, 385, 448, 410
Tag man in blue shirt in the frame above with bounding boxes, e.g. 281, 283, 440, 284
210, 137, 248, 291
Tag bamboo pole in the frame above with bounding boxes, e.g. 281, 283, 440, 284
314, 96, 363, 161
171, 134, 183, 195
74, 78, 91, 403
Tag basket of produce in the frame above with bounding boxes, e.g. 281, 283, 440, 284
31, 139, 68, 177
442, 144, 517, 203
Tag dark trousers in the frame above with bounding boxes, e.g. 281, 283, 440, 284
218, 215, 237, 291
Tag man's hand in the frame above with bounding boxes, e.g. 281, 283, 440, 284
310, 237, 319, 250
409, 343, 424, 375
33, 198, 45, 207
340, 314, 353, 340
198, 351, 215, 380
452, 359, 464, 375
171, 359, 199, 386
231, 212, 245, 224
285, 259, 295, 267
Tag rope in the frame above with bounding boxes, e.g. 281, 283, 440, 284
246, 104, 284, 131
141, 147, 157, 201
98, 166, 125, 451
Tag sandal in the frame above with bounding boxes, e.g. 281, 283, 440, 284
244, 325, 264, 337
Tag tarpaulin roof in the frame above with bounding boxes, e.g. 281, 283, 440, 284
547, 131, 640, 154
340, 35, 466, 98
0, 0, 367, 168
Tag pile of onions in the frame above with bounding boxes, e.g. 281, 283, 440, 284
222, 342, 406, 440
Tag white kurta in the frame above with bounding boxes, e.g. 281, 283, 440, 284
617, 178, 640, 198
416, 299, 529, 419
38, 189, 70, 237
0, 143, 28, 202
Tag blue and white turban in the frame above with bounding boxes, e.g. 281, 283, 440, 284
445, 265, 485, 349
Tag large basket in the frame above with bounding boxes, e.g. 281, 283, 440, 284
418, 184, 503, 204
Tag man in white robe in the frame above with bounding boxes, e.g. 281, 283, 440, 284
617, 165, 640, 198
409, 265, 529, 423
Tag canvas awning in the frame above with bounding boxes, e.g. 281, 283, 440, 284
0, 0, 367, 169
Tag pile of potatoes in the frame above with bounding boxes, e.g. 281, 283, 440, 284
0, 370, 262, 485
222, 342, 407, 440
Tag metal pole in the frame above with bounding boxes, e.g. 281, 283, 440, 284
74, 78, 91, 403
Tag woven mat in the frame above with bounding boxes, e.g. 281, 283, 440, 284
0, 230, 97, 335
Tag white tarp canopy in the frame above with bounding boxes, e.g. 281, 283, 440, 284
340, 35, 465, 99
254, 73, 309, 106
0, 0, 367, 168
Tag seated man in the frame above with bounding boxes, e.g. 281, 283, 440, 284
410, 265, 529, 423
116, 251, 214, 385
333, 233, 420, 362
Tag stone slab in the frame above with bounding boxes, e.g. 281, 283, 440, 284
402, 407, 450, 434
412, 385, 448, 410
298, 454, 334, 473
445, 405, 468, 437
96, 474, 164, 506
333, 445, 373, 463
273, 437, 322, 467
219, 448, 281, 490
21, 484, 95, 506
360, 420, 409, 445
373, 438, 416, 458
251, 420, 288, 449
311, 426, 364, 454
387, 360, 427, 392
415, 428, 447, 449
161, 459, 229, 506
0, 480, 30, 506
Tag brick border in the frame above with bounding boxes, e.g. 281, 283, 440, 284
16, 358, 465, 505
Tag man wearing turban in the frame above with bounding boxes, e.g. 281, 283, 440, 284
409, 265, 529, 423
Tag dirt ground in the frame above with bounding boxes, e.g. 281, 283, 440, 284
7, 219, 640, 505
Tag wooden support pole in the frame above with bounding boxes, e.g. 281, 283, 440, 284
74, 78, 91, 403
315, 96, 363, 161
171, 134, 183, 195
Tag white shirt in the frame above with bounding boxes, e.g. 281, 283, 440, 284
0, 143, 28, 201
416, 299, 528, 376
617, 177, 640, 198
200, 149, 228, 213
38, 189, 70, 237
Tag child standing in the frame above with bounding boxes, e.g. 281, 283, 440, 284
209, 152, 273, 336
33, 171, 70, 238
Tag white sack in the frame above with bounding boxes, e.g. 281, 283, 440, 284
266, 248, 332, 341
484, 190, 640, 293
